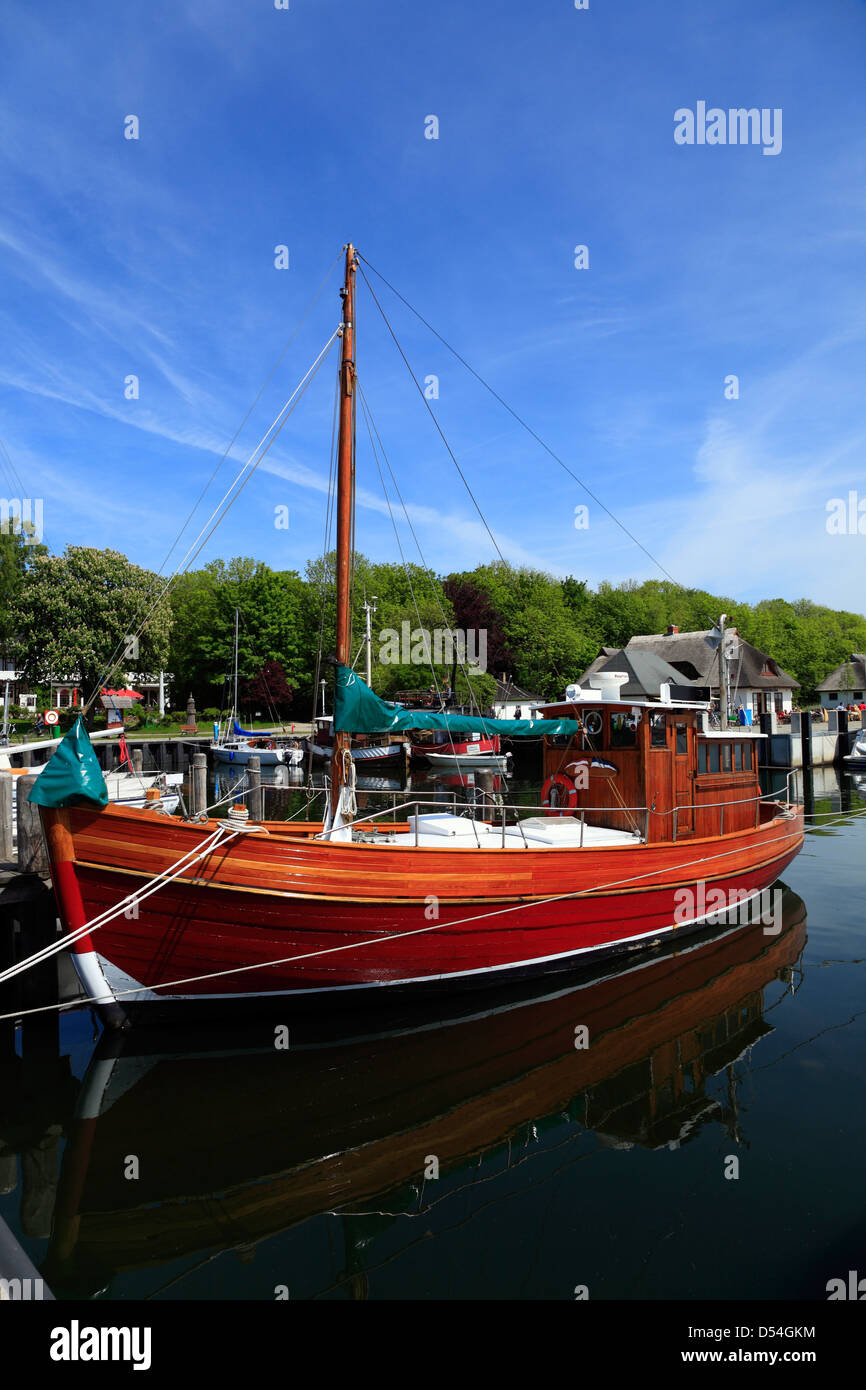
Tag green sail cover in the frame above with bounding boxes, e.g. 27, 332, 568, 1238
334, 664, 580, 737
27, 717, 109, 809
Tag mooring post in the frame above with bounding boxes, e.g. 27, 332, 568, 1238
0, 773, 13, 864
16, 777, 50, 877
248, 755, 262, 821
193, 753, 207, 818
132, 747, 143, 776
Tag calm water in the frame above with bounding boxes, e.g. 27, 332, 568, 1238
1, 763, 864, 1300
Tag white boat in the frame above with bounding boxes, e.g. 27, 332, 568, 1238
212, 732, 304, 767
425, 750, 512, 772
843, 728, 866, 768
209, 611, 304, 767
6, 763, 181, 813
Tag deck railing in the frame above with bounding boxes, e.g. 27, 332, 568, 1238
239, 767, 800, 845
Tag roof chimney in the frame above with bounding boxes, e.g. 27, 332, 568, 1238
667, 625, 679, 635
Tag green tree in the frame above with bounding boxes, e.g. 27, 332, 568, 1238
12, 547, 171, 716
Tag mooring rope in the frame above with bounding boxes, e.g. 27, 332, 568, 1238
0, 823, 255, 987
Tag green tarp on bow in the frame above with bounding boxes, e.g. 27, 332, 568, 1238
333, 664, 580, 737
27, 717, 109, 809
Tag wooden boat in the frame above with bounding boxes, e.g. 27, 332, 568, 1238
308, 715, 410, 769
29, 246, 804, 1026
41, 891, 806, 1296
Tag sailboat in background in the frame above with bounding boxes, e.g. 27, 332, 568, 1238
210, 609, 303, 767
26, 244, 804, 1027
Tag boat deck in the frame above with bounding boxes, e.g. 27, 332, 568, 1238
356, 813, 640, 849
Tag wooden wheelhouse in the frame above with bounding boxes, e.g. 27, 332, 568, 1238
539, 690, 766, 844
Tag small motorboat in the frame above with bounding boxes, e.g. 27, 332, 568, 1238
212, 728, 305, 767
425, 750, 512, 772
843, 727, 866, 768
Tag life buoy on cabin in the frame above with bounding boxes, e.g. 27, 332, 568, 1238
541, 772, 578, 816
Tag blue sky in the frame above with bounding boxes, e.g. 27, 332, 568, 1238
1, 0, 865, 610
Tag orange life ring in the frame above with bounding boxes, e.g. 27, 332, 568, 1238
541, 772, 577, 816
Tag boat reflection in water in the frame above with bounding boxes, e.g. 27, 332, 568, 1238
44, 887, 806, 1299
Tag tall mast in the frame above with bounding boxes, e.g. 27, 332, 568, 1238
331, 244, 357, 811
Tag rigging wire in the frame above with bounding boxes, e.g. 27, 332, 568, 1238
305, 370, 341, 781
357, 253, 683, 589
84, 324, 342, 711
356, 380, 489, 726
154, 248, 344, 585
92, 248, 345, 690
356, 386, 447, 716
357, 265, 507, 567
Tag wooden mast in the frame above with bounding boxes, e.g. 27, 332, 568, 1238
331, 243, 357, 815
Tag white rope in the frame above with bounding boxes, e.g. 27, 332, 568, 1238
0, 823, 243, 987
0, 814, 806, 1023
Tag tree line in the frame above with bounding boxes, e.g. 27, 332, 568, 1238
4, 535, 866, 718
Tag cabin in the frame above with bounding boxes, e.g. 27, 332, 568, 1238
538, 671, 766, 844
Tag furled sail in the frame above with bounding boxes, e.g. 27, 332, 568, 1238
27, 717, 109, 809
333, 664, 580, 737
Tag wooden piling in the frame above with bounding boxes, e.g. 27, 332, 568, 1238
0, 773, 13, 864
16, 777, 50, 877
193, 753, 207, 818
248, 755, 263, 821
132, 747, 143, 776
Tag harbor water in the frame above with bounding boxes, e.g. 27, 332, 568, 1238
0, 761, 864, 1300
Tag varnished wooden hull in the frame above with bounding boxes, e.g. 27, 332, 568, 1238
39, 801, 804, 1004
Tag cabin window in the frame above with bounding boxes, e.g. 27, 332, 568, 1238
675, 723, 687, 755
709, 743, 720, 773
549, 735, 572, 749
722, 743, 732, 772
609, 712, 637, 748
698, 743, 707, 773
650, 712, 667, 748
743, 742, 752, 770
734, 743, 743, 771
582, 710, 604, 748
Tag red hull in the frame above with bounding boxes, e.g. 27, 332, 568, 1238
68, 845, 801, 1000
40, 803, 804, 1004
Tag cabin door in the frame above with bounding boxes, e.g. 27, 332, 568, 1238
673, 721, 695, 836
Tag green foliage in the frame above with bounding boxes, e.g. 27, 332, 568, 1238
0, 530, 47, 650
169, 557, 309, 709
8, 543, 866, 714
11, 547, 171, 717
